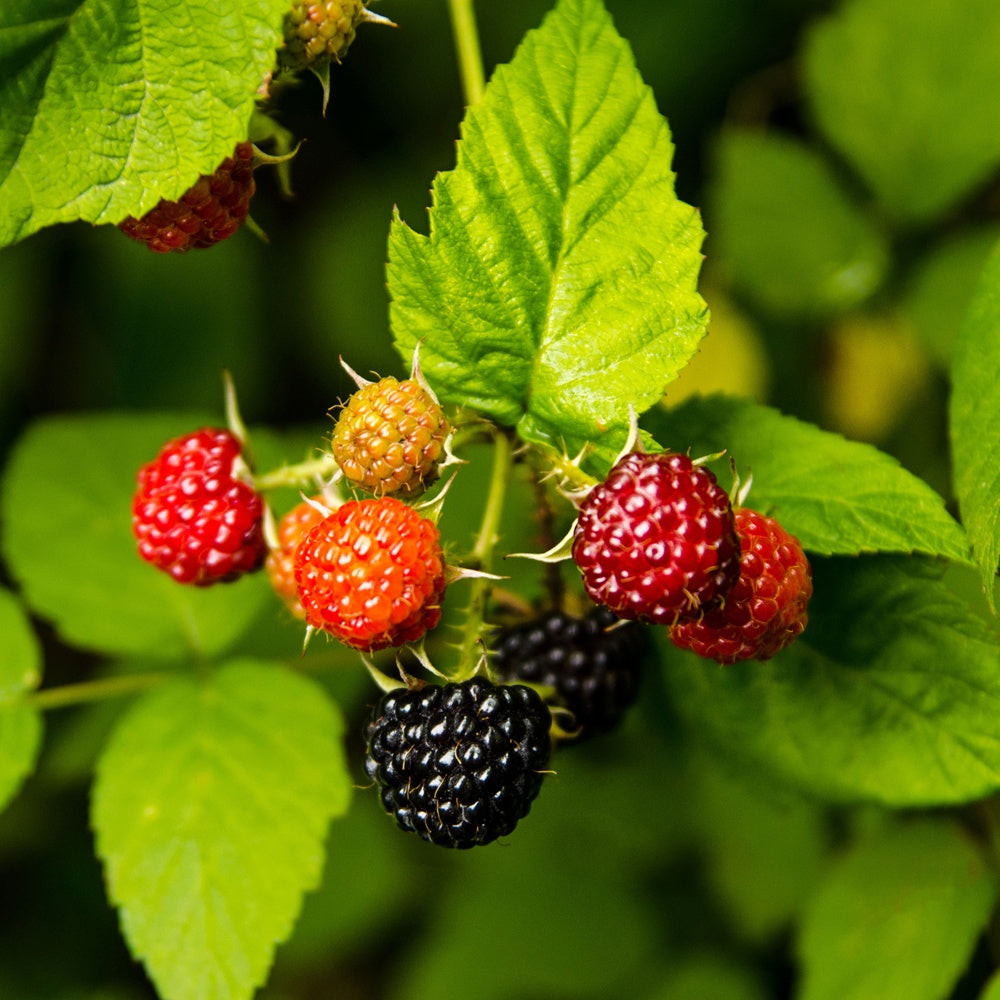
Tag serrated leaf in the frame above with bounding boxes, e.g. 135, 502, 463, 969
663, 557, 1000, 806
0, 413, 273, 658
951, 239, 1000, 611
0, 0, 287, 248
92, 660, 351, 1000
708, 130, 888, 318
388, 0, 708, 466
649, 395, 969, 562
804, 0, 1000, 223
0, 588, 43, 814
797, 819, 996, 1000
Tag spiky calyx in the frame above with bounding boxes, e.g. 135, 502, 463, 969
331, 376, 450, 498
293, 496, 446, 650
132, 428, 266, 586
364, 677, 552, 848
118, 143, 255, 253
571, 451, 741, 625
669, 507, 812, 663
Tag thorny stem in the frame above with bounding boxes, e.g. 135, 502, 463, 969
453, 428, 514, 679
531, 467, 566, 612
29, 672, 169, 712
447, 0, 486, 107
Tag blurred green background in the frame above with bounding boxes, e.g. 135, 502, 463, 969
2, 0, 999, 997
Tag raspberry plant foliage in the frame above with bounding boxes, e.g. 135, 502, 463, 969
0, 0, 291, 248
3, 0, 1000, 998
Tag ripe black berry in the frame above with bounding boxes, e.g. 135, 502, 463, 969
364, 678, 551, 848
491, 607, 648, 743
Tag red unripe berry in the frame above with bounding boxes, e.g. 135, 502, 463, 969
293, 496, 446, 651
572, 451, 740, 625
265, 498, 327, 618
132, 428, 266, 586
118, 142, 255, 253
669, 507, 812, 663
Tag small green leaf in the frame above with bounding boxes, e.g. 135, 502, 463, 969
0, 588, 43, 814
388, 0, 708, 466
649, 395, 969, 562
0, 0, 287, 248
92, 660, 351, 1000
804, 0, 1000, 223
708, 130, 888, 318
797, 819, 996, 1000
951, 240, 1000, 610
663, 557, 1000, 806
1, 413, 274, 658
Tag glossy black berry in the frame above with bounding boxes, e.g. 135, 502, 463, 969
363, 678, 552, 848
491, 606, 648, 743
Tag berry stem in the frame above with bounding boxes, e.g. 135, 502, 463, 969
29, 672, 169, 712
453, 427, 514, 680
253, 453, 341, 492
447, 0, 486, 106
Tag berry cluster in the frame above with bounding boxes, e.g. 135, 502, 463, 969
130, 357, 812, 851
569, 448, 811, 664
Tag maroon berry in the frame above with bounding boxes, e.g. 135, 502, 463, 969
118, 142, 255, 253
669, 507, 812, 663
571, 451, 740, 625
132, 428, 266, 586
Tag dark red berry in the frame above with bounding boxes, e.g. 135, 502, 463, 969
572, 451, 740, 625
491, 606, 648, 743
364, 677, 551, 848
132, 428, 266, 586
118, 142, 255, 253
669, 507, 812, 663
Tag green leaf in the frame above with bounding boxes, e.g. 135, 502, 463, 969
663, 557, 1000, 806
981, 971, 1000, 1000
951, 240, 1000, 610
92, 660, 351, 1000
797, 818, 996, 1000
1, 413, 273, 658
708, 130, 888, 318
804, 0, 1000, 223
902, 227, 1000, 369
0, 0, 286, 248
648, 395, 969, 562
688, 751, 827, 943
0, 588, 43, 814
388, 0, 708, 466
